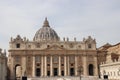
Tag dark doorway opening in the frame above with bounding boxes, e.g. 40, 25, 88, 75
61, 71, 64, 76
70, 68, 74, 76
54, 68, 58, 76
47, 71, 50, 76
89, 64, 94, 76
36, 68, 41, 77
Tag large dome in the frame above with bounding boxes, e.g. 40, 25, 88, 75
34, 18, 60, 41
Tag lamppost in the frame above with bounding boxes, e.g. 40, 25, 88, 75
78, 65, 83, 80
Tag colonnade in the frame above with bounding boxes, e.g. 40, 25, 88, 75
32, 55, 79, 77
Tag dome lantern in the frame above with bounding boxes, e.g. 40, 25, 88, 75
43, 17, 50, 27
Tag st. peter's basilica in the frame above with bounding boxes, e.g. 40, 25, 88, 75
8, 18, 103, 80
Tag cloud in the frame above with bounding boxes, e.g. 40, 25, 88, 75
0, 0, 120, 51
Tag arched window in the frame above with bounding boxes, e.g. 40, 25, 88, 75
36, 43, 41, 48
47, 45, 50, 48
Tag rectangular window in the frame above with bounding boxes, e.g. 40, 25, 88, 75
61, 64, 64, 66
88, 44, 92, 48
15, 56, 20, 62
35, 56, 41, 62
70, 56, 75, 63
16, 43, 20, 48
47, 57, 50, 63
53, 56, 58, 63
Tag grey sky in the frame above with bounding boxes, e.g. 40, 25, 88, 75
0, 0, 120, 51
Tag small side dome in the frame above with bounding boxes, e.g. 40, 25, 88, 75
34, 18, 60, 41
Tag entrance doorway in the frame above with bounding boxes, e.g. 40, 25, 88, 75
54, 68, 58, 76
15, 64, 22, 80
36, 68, 41, 77
70, 68, 74, 76
89, 64, 94, 76
61, 71, 64, 76
47, 71, 50, 76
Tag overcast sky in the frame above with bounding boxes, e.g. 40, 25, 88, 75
0, 0, 120, 52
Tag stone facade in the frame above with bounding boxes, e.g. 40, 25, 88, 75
100, 43, 120, 80
0, 48, 7, 80
8, 18, 98, 80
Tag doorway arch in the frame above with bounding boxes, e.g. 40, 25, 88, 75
88, 64, 94, 76
15, 64, 22, 80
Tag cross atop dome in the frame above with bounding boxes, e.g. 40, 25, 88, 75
43, 17, 50, 27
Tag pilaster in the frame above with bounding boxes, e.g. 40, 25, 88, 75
32, 56, 35, 77
58, 56, 61, 76
64, 56, 67, 76
94, 56, 98, 76
50, 56, 53, 76
67, 56, 70, 76
44, 56, 47, 76
41, 56, 44, 76
75, 56, 78, 76
22, 56, 27, 76
83, 55, 87, 76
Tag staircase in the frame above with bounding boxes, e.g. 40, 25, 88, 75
28, 76, 99, 80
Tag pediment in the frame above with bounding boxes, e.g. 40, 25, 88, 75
44, 45, 66, 50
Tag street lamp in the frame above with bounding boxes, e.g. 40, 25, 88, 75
78, 65, 83, 80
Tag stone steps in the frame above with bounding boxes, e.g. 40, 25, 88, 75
28, 76, 99, 80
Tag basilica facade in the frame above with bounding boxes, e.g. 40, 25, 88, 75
8, 18, 98, 80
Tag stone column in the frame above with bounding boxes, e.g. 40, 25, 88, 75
59, 56, 61, 76
44, 56, 47, 76
11, 57, 15, 80
32, 56, 35, 77
41, 56, 44, 76
64, 56, 67, 76
82, 55, 87, 76
94, 56, 98, 76
22, 56, 27, 76
67, 56, 70, 76
50, 56, 53, 76
75, 56, 78, 76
